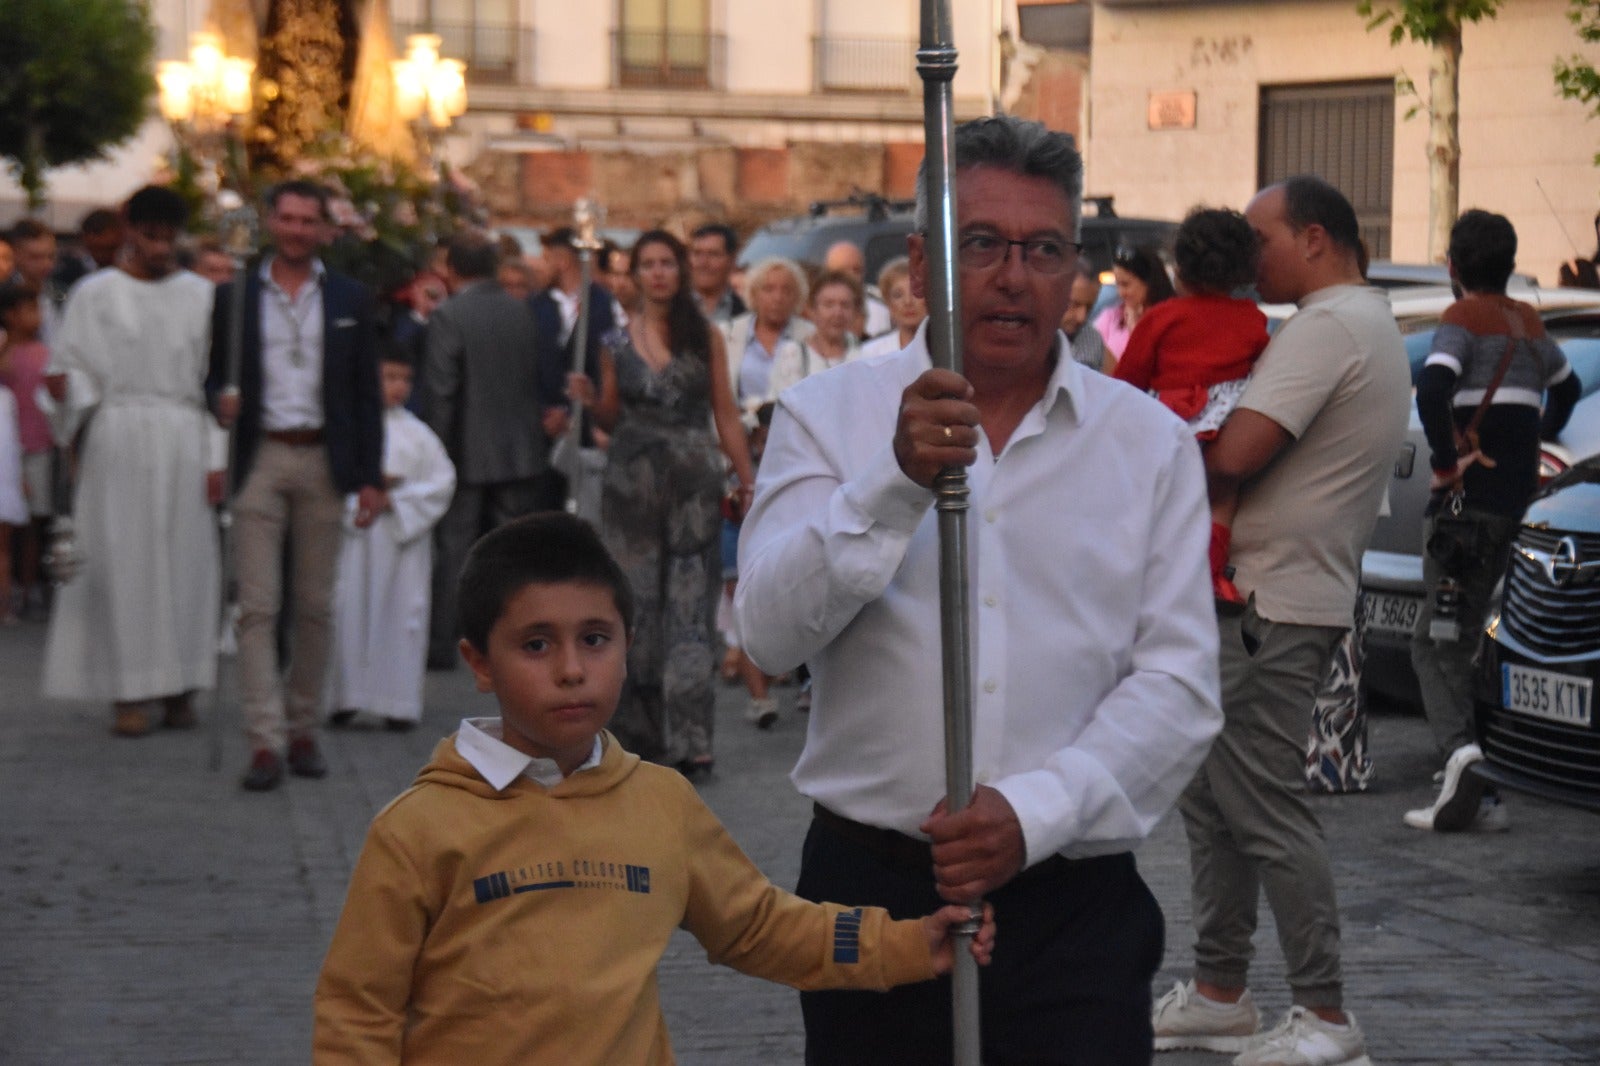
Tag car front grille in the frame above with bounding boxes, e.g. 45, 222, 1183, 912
1480, 707, 1600, 795
1501, 527, 1600, 656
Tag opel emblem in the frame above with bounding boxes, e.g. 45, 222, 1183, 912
1547, 536, 1581, 587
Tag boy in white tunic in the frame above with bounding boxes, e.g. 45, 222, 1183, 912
327, 349, 455, 729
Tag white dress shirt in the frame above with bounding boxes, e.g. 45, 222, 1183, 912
455, 717, 603, 791
735, 324, 1222, 866
259, 256, 326, 431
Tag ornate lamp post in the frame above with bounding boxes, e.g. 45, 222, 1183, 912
157, 31, 255, 197
391, 33, 467, 172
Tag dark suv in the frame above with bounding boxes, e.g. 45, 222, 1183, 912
738, 194, 1177, 282
1474, 455, 1600, 812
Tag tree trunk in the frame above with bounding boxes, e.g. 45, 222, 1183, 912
1427, 21, 1462, 263
22, 120, 45, 213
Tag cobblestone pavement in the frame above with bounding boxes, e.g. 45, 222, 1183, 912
2, 618, 1598, 1064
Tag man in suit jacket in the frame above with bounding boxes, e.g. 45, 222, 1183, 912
527, 225, 614, 509
423, 230, 548, 667
209, 179, 385, 792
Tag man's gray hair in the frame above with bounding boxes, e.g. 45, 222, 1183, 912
914, 115, 1084, 238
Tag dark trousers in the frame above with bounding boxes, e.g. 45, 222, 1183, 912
796, 811, 1164, 1066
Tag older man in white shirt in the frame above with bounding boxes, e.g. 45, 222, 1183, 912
736, 116, 1220, 1065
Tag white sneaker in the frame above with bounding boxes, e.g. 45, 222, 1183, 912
1233, 1006, 1372, 1066
1402, 742, 1485, 832
743, 696, 778, 729
1152, 980, 1260, 1053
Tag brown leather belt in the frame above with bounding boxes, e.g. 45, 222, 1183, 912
265, 428, 324, 446
813, 803, 933, 874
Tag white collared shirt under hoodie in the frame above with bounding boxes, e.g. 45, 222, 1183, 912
259, 256, 326, 431
455, 717, 603, 790
734, 322, 1222, 866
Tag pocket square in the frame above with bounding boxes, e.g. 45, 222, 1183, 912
334, 316, 358, 328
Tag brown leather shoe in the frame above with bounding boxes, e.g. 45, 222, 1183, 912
161, 698, 197, 730
112, 706, 152, 738
287, 736, 328, 779
241, 750, 284, 792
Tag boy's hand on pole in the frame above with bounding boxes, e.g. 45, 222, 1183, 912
923, 903, 995, 974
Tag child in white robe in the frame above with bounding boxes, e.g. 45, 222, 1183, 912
326, 351, 455, 729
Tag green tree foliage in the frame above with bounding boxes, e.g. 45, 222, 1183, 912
1356, 0, 1503, 42
1555, 1, 1600, 164
0, 0, 157, 210
1354, 0, 1503, 260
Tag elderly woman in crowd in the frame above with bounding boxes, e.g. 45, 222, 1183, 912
769, 269, 863, 395
721, 256, 813, 419
859, 257, 926, 358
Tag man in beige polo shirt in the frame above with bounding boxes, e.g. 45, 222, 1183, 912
1153, 176, 1409, 1066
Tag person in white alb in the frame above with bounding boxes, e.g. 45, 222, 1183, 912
327, 349, 456, 731
735, 115, 1222, 1065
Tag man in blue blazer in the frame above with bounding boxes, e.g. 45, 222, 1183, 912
208, 180, 385, 792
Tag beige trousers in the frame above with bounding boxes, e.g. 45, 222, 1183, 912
234, 440, 344, 752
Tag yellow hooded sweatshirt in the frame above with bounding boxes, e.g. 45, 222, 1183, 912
313, 730, 937, 1065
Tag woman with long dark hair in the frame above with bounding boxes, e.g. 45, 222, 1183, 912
1094, 244, 1176, 366
570, 230, 756, 776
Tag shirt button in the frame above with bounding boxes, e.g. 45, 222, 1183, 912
984, 594, 997, 608
985, 510, 997, 523
983, 679, 997, 694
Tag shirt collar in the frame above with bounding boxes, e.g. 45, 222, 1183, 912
1297, 282, 1373, 309
259, 254, 327, 289
456, 717, 603, 791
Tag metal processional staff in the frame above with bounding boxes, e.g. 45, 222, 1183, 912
208, 197, 259, 772
563, 198, 606, 519
918, 1, 982, 1062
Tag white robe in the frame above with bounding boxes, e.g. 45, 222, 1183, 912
41, 269, 222, 701
326, 407, 455, 721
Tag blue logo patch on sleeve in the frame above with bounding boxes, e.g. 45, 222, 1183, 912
832, 907, 863, 964
474, 871, 511, 903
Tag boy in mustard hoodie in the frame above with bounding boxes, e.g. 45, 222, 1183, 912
313, 512, 993, 1065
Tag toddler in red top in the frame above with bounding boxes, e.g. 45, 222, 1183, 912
1114, 208, 1268, 607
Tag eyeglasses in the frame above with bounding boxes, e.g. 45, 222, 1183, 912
956, 232, 1080, 275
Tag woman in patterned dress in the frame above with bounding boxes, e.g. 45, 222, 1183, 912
569, 230, 756, 775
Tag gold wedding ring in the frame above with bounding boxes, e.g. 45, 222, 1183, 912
943, 425, 953, 440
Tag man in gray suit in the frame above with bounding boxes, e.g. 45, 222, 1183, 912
424, 230, 550, 667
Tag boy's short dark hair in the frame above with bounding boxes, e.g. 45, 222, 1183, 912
126, 185, 190, 229
1173, 207, 1258, 295
457, 513, 635, 651
0, 281, 40, 318
1449, 209, 1518, 294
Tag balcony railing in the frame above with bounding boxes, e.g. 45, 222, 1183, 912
814, 36, 916, 93
612, 30, 726, 90
395, 21, 535, 85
